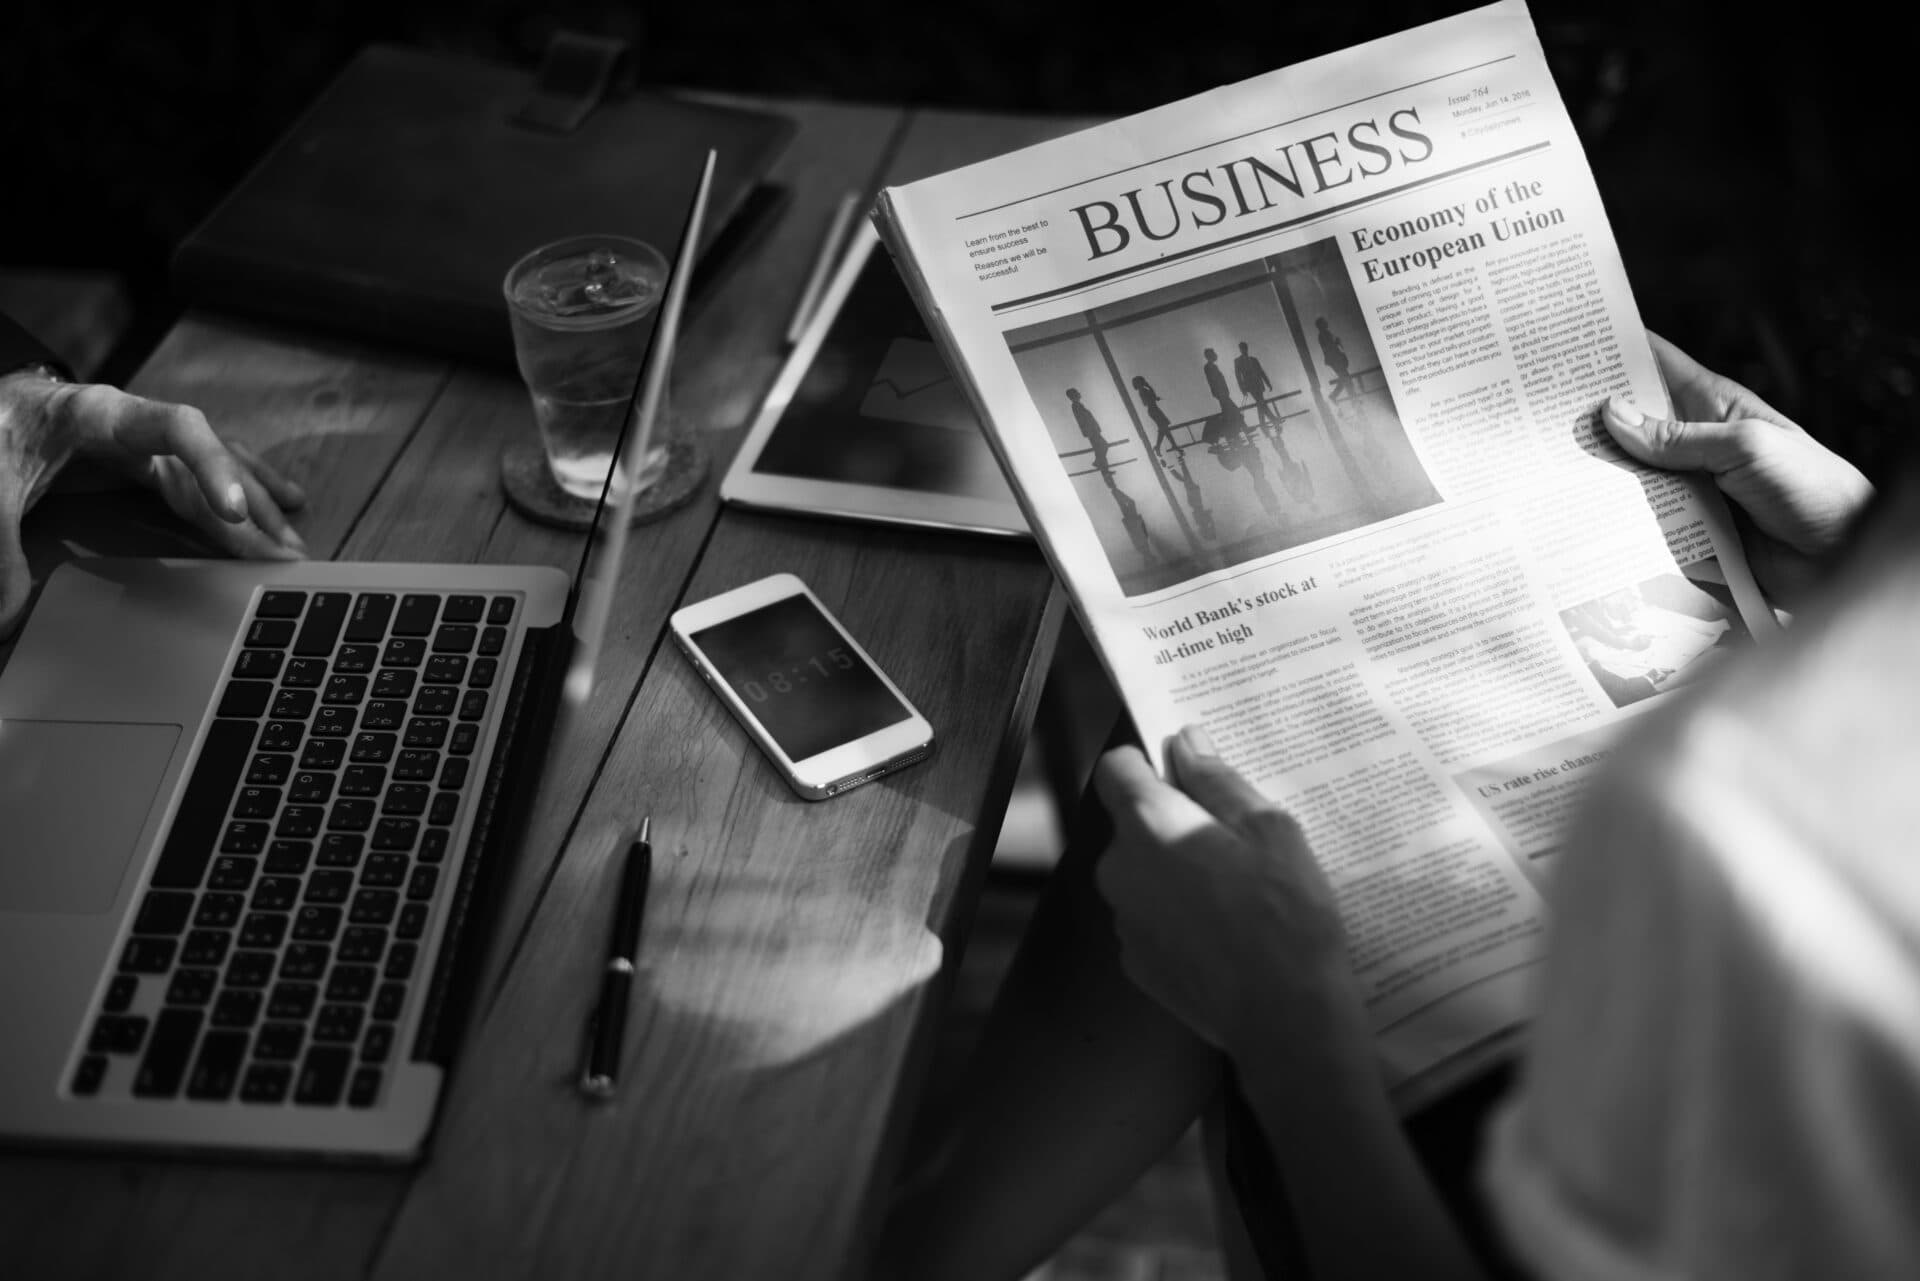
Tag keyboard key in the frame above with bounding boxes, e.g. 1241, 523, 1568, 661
225, 949, 277, 989
477, 627, 507, 658
361, 1023, 395, 1064
325, 675, 369, 705
422, 655, 467, 686
218, 680, 274, 718
393, 594, 440, 636
458, 690, 488, 722
371, 819, 419, 852
361, 701, 407, 732
121, 936, 177, 974
281, 943, 331, 981
362, 853, 409, 888
428, 793, 460, 827
412, 687, 457, 717
233, 649, 283, 680
373, 670, 417, 700
251, 876, 302, 912
469, 657, 499, 688
328, 799, 376, 832
194, 893, 246, 929
345, 593, 396, 643
383, 942, 418, 980
220, 821, 269, 855
183, 928, 233, 966
268, 982, 319, 1021
208, 856, 257, 891
403, 719, 448, 749
289, 772, 334, 805
90, 1013, 149, 1054
315, 1004, 365, 1045
382, 637, 426, 668
153, 718, 255, 889
292, 906, 342, 942
305, 870, 354, 904
396, 903, 429, 941
325, 966, 377, 1004
211, 989, 263, 1029
373, 982, 407, 1021
282, 658, 329, 688
318, 834, 366, 868
276, 807, 325, 839
132, 1007, 203, 1097
338, 926, 387, 964
312, 707, 358, 738
299, 738, 345, 770
487, 596, 515, 625
254, 1022, 305, 1062
449, 723, 480, 756
340, 765, 387, 796
443, 594, 485, 623
239, 912, 288, 950
240, 1062, 292, 1103
336, 644, 380, 673
270, 688, 316, 719
350, 889, 399, 926
351, 733, 397, 765
433, 624, 476, 654
166, 967, 219, 1006
420, 829, 450, 864
233, 787, 281, 820
134, 890, 195, 936
348, 1066, 383, 1108
393, 749, 438, 781
295, 1046, 353, 1105
438, 758, 469, 790
258, 720, 305, 754
71, 1054, 108, 1097
103, 973, 139, 1012
247, 752, 294, 785
186, 1030, 248, 1100
294, 592, 351, 657
247, 618, 296, 648
407, 865, 440, 901
382, 785, 429, 818
257, 591, 307, 619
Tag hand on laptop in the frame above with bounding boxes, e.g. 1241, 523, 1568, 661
0, 371, 308, 637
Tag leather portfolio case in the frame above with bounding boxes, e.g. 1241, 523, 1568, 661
172, 40, 796, 367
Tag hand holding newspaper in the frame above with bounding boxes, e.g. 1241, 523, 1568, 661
874, 0, 1773, 1104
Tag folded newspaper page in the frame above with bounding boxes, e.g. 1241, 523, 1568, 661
874, 0, 1773, 1104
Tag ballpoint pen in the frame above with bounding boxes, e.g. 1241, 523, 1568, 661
579, 817, 652, 1098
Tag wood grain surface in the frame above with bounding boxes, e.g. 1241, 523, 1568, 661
0, 99, 1086, 1281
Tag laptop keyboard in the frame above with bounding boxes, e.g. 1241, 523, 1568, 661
69, 589, 518, 1109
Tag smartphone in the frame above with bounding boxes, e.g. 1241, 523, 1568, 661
670, 573, 935, 799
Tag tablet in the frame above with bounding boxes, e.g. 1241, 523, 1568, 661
722, 220, 1028, 538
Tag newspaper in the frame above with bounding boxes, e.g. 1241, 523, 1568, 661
872, 0, 1774, 1106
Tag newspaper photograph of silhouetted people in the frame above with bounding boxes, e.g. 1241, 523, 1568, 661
1003, 237, 1440, 596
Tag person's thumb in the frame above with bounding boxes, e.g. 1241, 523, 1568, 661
1601, 396, 1753, 477
0, 499, 33, 640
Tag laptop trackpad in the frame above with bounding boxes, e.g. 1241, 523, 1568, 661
0, 720, 180, 914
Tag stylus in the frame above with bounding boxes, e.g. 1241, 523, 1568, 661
785, 189, 860, 346
579, 816, 652, 1099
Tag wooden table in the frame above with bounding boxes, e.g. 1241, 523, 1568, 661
0, 99, 1082, 1280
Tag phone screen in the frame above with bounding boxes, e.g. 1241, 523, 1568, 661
688, 593, 912, 761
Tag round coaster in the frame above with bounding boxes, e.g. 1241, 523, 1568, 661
500, 435, 710, 531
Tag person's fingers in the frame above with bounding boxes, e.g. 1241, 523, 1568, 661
1647, 331, 1790, 428
228, 440, 307, 511
83, 388, 250, 524
1093, 745, 1213, 850
1601, 397, 1759, 476
228, 451, 306, 554
150, 457, 302, 562
1165, 727, 1274, 831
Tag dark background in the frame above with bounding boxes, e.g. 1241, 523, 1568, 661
1, 0, 1912, 480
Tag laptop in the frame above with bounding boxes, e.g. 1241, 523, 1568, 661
0, 157, 715, 1163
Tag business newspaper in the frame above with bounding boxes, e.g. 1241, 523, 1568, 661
873, 0, 1774, 1103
